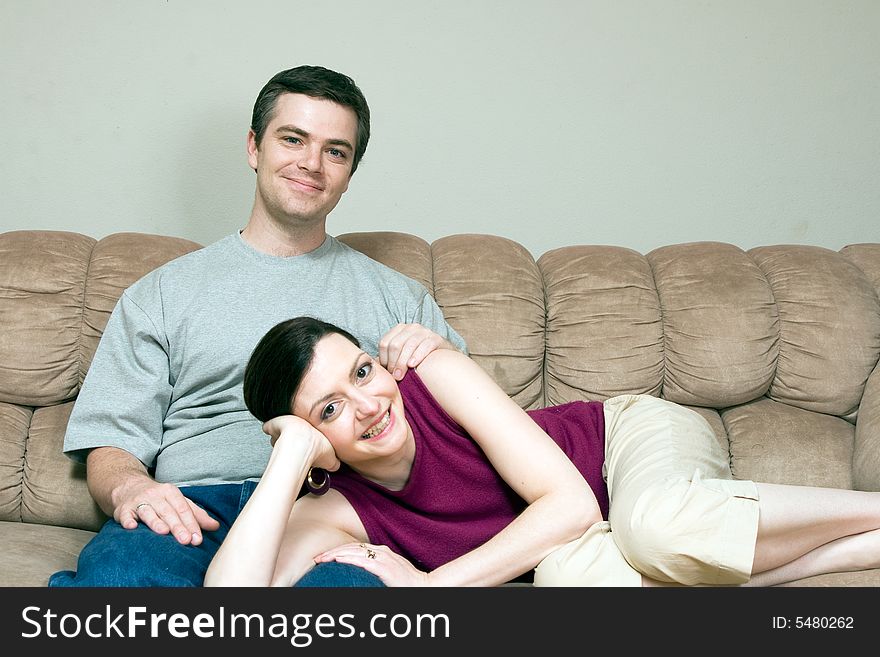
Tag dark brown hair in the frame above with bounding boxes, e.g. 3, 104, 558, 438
243, 316, 360, 423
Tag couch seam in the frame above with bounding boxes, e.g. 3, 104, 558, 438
717, 405, 734, 473
645, 253, 666, 399
839, 246, 880, 308
745, 248, 780, 397
539, 261, 549, 409
15, 406, 33, 523
838, 247, 880, 423
75, 238, 98, 397
428, 238, 436, 299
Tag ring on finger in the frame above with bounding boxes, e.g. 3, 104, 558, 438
366, 548, 377, 559
135, 502, 152, 513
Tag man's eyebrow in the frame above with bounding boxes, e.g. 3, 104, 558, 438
308, 355, 365, 417
275, 125, 353, 151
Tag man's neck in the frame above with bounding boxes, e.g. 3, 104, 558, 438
240, 214, 328, 257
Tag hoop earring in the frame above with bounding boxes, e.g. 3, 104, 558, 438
306, 467, 331, 496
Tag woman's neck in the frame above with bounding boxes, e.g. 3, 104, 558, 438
352, 427, 416, 491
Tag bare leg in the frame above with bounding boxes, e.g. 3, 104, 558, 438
745, 528, 880, 586
642, 528, 880, 587
642, 483, 880, 587
750, 482, 880, 575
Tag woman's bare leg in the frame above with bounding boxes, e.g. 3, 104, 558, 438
744, 528, 880, 586
642, 528, 880, 587
642, 483, 880, 587
750, 482, 880, 575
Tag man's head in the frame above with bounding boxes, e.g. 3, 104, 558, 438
251, 66, 370, 177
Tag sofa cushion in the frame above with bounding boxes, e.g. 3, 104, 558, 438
539, 245, 664, 405
842, 243, 880, 296
0, 521, 95, 587
337, 232, 434, 293
432, 234, 545, 410
23, 402, 104, 530
0, 402, 30, 520
649, 242, 778, 408
750, 245, 880, 421
0, 231, 96, 407
854, 363, 880, 491
724, 397, 854, 488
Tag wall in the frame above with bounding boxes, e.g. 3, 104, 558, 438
2, 0, 878, 257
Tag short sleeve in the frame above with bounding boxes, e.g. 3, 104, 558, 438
411, 291, 468, 355
62, 290, 173, 467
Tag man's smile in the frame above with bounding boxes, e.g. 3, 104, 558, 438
283, 176, 325, 193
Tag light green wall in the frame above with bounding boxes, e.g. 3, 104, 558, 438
2, 0, 878, 256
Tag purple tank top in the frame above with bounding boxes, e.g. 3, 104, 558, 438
328, 369, 607, 572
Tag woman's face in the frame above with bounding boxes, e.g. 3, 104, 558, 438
292, 333, 409, 467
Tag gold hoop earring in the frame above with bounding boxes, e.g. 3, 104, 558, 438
306, 467, 331, 496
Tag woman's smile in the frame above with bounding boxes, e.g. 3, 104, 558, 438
361, 408, 393, 441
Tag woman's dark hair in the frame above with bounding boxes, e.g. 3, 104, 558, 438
250, 65, 371, 176
243, 316, 360, 423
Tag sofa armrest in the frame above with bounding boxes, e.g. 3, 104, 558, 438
854, 359, 880, 491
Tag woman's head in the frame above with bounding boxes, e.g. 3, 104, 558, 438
244, 316, 360, 424
245, 316, 410, 471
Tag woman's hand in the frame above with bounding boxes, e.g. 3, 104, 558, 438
378, 323, 452, 380
261, 415, 340, 472
314, 542, 430, 586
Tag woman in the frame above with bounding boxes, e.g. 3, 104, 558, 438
205, 317, 880, 587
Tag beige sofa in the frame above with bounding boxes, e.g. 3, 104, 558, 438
2, 229, 879, 586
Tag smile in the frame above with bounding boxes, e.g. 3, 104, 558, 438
284, 177, 324, 193
361, 409, 391, 440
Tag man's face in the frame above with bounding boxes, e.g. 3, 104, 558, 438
248, 93, 358, 227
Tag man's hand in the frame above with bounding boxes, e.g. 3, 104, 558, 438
378, 323, 454, 380
113, 480, 220, 546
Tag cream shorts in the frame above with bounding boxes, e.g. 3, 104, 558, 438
534, 394, 760, 587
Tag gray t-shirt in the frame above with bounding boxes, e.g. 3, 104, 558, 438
63, 232, 466, 486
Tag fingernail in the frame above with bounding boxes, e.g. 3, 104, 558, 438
394, 369, 402, 379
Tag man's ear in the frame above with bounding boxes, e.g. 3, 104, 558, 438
246, 129, 259, 172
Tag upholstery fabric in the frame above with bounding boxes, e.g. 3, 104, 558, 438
1, 229, 879, 586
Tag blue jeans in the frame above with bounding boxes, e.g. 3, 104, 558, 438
48, 482, 383, 587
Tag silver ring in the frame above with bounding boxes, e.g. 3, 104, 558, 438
135, 502, 151, 513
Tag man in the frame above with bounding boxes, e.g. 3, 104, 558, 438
49, 65, 466, 587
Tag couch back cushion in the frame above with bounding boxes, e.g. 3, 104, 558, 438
0, 231, 96, 406
0, 231, 201, 529
2, 229, 879, 530
750, 245, 880, 420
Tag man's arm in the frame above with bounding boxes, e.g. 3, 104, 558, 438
86, 446, 219, 545
67, 286, 219, 545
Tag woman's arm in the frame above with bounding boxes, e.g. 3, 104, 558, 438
204, 417, 363, 587
418, 349, 601, 586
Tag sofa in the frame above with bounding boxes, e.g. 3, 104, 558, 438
1, 229, 879, 587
